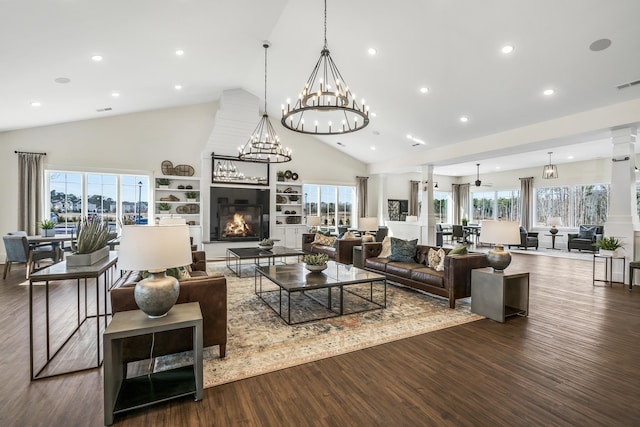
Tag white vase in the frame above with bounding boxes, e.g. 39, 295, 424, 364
41, 229, 55, 237
599, 249, 613, 257
66, 246, 109, 266
305, 264, 327, 272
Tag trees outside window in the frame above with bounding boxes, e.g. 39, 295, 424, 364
535, 184, 608, 227
434, 191, 449, 223
496, 190, 520, 221
574, 184, 609, 225
304, 184, 355, 231
471, 191, 495, 222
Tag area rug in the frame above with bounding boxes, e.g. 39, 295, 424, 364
155, 262, 484, 388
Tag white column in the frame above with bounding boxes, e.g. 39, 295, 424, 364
604, 126, 638, 282
421, 165, 434, 245
377, 174, 388, 224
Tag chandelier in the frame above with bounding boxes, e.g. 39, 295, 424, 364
239, 42, 292, 163
542, 151, 559, 179
281, 0, 369, 135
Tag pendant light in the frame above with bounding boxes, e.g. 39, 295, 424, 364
542, 152, 558, 179
239, 42, 292, 163
281, 0, 369, 135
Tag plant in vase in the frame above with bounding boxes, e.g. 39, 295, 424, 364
461, 218, 469, 226
593, 236, 624, 257
158, 203, 171, 212
156, 178, 170, 189
303, 253, 329, 272
39, 219, 56, 237
258, 238, 274, 250
277, 171, 285, 182
68, 217, 112, 266
185, 191, 198, 202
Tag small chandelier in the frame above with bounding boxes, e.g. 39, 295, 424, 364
213, 159, 243, 181
239, 42, 292, 163
542, 151, 559, 179
281, 0, 369, 135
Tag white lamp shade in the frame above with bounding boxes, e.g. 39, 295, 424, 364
405, 215, 418, 222
547, 216, 562, 227
480, 220, 521, 245
118, 225, 193, 272
159, 216, 186, 225
359, 217, 378, 232
307, 216, 322, 226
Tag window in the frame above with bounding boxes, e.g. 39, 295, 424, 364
573, 184, 609, 225
304, 184, 356, 231
535, 184, 608, 227
433, 191, 449, 223
471, 191, 495, 222
496, 190, 520, 221
46, 171, 150, 233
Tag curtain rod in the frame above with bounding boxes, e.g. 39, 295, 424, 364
15, 150, 46, 155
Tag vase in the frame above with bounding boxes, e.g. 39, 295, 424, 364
305, 264, 327, 272
66, 246, 109, 266
41, 229, 55, 237
258, 244, 273, 251
599, 249, 614, 257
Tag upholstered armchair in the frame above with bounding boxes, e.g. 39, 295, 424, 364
508, 226, 539, 250
567, 225, 604, 252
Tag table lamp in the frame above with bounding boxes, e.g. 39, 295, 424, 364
359, 217, 378, 242
548, 217, 562, 235
480, 220, 521, 272
307, 215, 322, 233
159, 216, 186, 225
118, 225, 192, 317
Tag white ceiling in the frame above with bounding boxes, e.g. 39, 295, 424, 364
2, 0, 640, 177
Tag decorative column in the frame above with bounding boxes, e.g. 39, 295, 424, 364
421, 165, 435, 245
605, 126, 638, 283
377, 174, 388, 224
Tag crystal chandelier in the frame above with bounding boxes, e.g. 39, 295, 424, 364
281, 0, 369, 135
542, 152, 558, 179
239, 42, 292, 163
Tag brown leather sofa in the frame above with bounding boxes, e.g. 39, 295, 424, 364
302, 233, 362, 264
361, 242, 489, 308
110, 251, 227, 366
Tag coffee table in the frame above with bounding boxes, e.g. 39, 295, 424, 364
226, 246, 304, 277
255, 261, 386, 325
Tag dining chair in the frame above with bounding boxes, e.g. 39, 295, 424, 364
452, 225, 465, 243
2, 235, 59, 279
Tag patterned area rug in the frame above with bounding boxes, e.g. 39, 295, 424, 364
155, 262, 484, 388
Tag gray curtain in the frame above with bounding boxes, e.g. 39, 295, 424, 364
409, 180, 420, 216
519, 177, 534, 230
452, 183, 470, 224
18, 152, 45, 235
356, 176, 368, 217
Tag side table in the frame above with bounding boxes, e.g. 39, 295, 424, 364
544, 233, 564, 250
471, 268, 529, 322
353, 245, 363, 268
103, 302, 203, 426
592, 254, 625, 287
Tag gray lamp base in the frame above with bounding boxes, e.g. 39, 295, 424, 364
134, 272, 180, 318
487, 245, 512, 272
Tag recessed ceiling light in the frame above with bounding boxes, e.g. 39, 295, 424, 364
367, 48, 377, 55
568, 155, 574, 159
543, 88, 555, 96
460, 116, 469, 123
370, 112, 377, 117
111, 92, 120, 97
406, 134, 426, 145
495, 166, 501, 170
174, 84, 182, 90
371, 146, 376, 150
175, 49, 185, 56
501, 45, 514, 54
419, 87, 429, 94
30, 101, 41, 107
54, 77, 70, 84
91, 55, 103, 62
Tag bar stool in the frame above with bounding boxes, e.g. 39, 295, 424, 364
628, 261, 640, 290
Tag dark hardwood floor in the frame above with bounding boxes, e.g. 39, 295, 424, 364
1, 254, 639, 426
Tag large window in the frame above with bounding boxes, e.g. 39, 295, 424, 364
496, 190, 520, 221
574, 184, 608, 225
535, 184, 608, 227
471, 191, 495, 222
303, 184, 356, 230
433, 191, 449, 223
47, 171, 150, 233
469, 189, 520, 223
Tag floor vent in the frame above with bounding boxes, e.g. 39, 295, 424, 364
617, 79, 640, 90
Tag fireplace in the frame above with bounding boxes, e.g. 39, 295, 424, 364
210, 187, 270, 241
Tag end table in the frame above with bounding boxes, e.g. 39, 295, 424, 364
471, 268, 529, 322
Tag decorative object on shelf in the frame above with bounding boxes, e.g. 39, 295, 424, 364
38, 219, 55, 237
291, 172, 299, 181
185, 191, 198, 202
185, 185, 193, 189
156, 178, 170, 189
178, 185, 185, 189
359, 217, 378, 242
67, 217, 111, 266
542, 151, 559, 179
276, 195, 288, 203
161, 160, 195, 176
286, 217, 301, 224
159, 195, 180, 201
479, 220, 521, 271
177, 204, 199, 214
284, 170, 293, 180
161, 160, 174, 175
158, 203, 171, 212
548, 216, 562, 234
461, 217, 468, 226
283, 186, 295, 193
277, 171, 285, 181
303, 253, 329, 272
239, 42, 292, 163
118, 224, 193, 318
594, 236, 624, 257
288, 195, 299, 202
281, 0, 369, 136
258, 238, 274, 250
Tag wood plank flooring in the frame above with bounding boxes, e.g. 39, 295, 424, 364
1, 254, 639, 426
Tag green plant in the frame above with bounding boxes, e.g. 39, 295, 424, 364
158, 203, 171, 211
156, 178, 170, 186
303, 253, 329, 266
594, 236, 624, 251
259, 238, 274, 246
185, 191, 198, 199
39, 219, 55, 229
277, 171, 285, 179
71, 218, 110, 254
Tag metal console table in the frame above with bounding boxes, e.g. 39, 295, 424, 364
593, 253, 626, 287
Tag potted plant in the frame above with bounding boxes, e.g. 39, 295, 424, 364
39, 219, 56, 237
158, 203, 171, 212
67, 218, 111, 266
303, 253, 329, 272
594, 236, 624, 257
461, 218, 469, 226
185, 191, 198, 202
156, 178, 170, 189
258, 238, 274, 250
277, 171, 285, 182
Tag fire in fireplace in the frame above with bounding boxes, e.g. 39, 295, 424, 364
225, 212, 253, 237
210, 187, 270, 242
218, 204, 263, 241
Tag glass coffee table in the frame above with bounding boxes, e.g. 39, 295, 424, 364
255, 261, 386, 325
226, 246, 305, 277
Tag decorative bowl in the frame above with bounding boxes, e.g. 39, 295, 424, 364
258, 244, 273, 251
305, 264, 327, 272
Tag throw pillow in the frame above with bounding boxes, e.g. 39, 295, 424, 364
435, 248, 446, 271
578, 226, 597, 239
379, 236, 392, 258
388, 237, 418, 263
312, 233, 336, 246
447, 244, 468, 255
427, 248, 440, 269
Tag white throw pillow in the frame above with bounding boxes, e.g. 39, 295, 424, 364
379, 236, 392, 258
435, 248, 446, 271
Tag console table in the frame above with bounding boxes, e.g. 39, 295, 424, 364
471, 268, 529, 322
592, 253, 626, 287
103, 302, 203, 426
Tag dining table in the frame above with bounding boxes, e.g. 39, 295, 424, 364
463, 225, 481, 244
27, 234, 73, 262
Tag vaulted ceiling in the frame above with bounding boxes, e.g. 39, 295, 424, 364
3, 1, 640, 176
